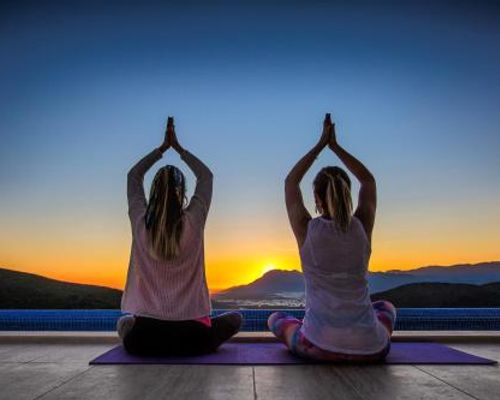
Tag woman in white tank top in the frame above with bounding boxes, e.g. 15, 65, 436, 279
268, 113, 396, 362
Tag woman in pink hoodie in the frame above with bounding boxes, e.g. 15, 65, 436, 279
118, 117, 242, 356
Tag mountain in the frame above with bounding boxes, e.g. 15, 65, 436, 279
371, 282, 500, 308
2, 261, 500, 309
215, 262, 500, 301
369, 261, 500, 292
213, 281, 500, 309
396, 262, 500, 278
217, 269, 304, 299
0, 268, 122, 309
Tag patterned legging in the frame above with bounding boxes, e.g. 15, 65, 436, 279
268, 300, 397, 362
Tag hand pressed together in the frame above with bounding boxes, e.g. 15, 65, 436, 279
318, 112, 338, 150
159, 116, 184, 153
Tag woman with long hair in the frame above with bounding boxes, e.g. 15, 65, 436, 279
117, 117, 242, 356
268, 113, 396, 362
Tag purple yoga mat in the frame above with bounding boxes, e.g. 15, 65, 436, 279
90, 342, 497, 365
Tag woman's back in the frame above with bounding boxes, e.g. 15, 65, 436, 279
121, 205, 211, 321
121, 145, 213, 322
299, 216, 389, 354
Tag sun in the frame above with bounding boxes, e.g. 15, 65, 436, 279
261, 263, 277, 275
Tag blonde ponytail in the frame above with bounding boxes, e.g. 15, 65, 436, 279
336, 175, 353, 233
145, 165, 185, 261
314, 167, 353, 233
325, 174, 338, 221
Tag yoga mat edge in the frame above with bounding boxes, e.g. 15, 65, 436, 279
89, 342, 497, 366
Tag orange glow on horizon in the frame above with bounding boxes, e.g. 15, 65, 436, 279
1, 206, 499, 291
2, 249, 499, 292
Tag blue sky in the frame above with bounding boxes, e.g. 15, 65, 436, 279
1, 1, 499, 288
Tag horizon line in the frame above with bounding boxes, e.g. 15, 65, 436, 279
2, 260, 500, 293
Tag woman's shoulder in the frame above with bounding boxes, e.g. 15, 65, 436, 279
350, 215, 363, 228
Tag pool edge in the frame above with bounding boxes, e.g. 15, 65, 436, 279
2, 330, 500, 344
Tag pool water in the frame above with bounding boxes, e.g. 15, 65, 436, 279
1, 309, 500, 331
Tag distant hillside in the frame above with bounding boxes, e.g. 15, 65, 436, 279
369, 261, 500, 292
371, 282, 500, 308
392, 262, 500, 277
216, 282, 500, 309
216, 262, 500, 299
3, 261, 500, 309
213, 282, 500, 309
0, 268, 122, 309
217, 269, 304, 299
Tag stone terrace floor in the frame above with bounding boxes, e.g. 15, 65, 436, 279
1, 332, 500, 400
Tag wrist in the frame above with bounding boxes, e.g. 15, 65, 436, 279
314, 141, 327, 152
329, 142, 340, 152
174, 144, 186, 155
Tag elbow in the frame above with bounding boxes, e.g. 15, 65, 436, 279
127, 167, 138, 179
284, 176, 291, 190
204, 170, 214, 181
284, 174, 297, 188
199, 170, 213, 183
284, 175, 298, 193
361, 173, 376, 185
127, 169, 142, 187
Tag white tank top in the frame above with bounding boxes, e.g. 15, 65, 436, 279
299, 216, 389, 354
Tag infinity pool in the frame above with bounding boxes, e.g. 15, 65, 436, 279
1, 309, 500, 331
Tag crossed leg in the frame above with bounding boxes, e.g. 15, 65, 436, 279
267, 301, 397, 362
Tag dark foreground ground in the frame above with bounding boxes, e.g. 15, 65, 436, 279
1, 332, 500, 400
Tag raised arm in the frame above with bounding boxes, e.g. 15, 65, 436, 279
285, 117, 330, 248
127, 147, 164, 226
328, 120, 377, 242
168, 119, 213, 226
127, 117, 175, 227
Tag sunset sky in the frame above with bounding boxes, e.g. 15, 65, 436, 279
1, 1, 499, 291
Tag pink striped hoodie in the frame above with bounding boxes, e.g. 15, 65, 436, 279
121, 147, 213, 323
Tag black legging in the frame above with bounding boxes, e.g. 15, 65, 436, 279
123, 313, 241, 356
